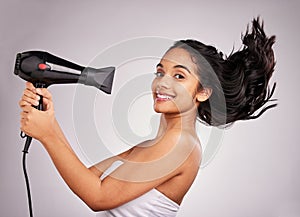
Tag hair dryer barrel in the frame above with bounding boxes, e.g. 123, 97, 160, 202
14, 51, 115, 94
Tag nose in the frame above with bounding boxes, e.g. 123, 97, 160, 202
156, 74, 172, 90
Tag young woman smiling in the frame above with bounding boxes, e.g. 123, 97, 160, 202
19, 17, 276, 216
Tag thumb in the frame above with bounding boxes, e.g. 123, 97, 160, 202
43, 97, 54, 111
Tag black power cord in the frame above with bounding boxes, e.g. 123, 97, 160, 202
22, 136, 33, 217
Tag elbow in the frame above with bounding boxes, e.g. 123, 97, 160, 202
89, 204, 104, 212
86, 199, 106, 212
76, 188, 121, 211
85, 197, 117, 212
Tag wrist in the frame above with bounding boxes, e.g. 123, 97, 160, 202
39, 118, 59, 144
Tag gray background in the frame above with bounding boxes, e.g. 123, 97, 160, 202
1, 0, 299, 216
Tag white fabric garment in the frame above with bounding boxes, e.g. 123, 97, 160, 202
104, 188, 179, 217
98, 161, 180, 217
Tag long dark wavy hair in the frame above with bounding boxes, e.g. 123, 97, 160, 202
169, 17, 277, 126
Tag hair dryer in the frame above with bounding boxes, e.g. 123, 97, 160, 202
14, 50, 115, 152
14, 50, 115, 94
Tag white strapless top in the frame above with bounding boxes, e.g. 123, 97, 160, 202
97, 161, 180, 217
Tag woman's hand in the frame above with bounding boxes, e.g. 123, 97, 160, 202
19, 82, 56, 143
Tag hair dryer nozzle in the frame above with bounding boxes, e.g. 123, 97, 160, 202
79, 67, 115, 94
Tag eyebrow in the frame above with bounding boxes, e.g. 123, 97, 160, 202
156, 63, 191, 74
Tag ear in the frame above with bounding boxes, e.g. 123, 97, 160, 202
196, 87, 212, 102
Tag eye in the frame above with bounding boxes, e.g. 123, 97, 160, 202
154, 72, 164, 77
174, 73, 185, 79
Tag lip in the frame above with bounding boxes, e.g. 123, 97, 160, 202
155, 91, 175, 102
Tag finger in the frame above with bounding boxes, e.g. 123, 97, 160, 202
20, 86, 40, 108
21, 105, 35, 113
19, 99, 30, 107
20, 111, 30, 120
23, 89, 40, 101
43, 97, 54, 111
19, 95, 39, 107
25, 82, 36, 92
19, 100, 39, 107
36, 88, 52, 100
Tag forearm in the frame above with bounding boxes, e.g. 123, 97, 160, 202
41, 134, 102, 209
52, 119, 75, 153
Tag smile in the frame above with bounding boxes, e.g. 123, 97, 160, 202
155, 92, 175, 101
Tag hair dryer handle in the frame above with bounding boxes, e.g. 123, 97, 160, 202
21, 83, 45, 153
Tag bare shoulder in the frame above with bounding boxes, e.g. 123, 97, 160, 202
177, 130, 201, 178
165, 129, 201, 160
155, 129, 202, 204
157, 129, 202, 176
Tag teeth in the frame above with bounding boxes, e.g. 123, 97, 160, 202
157, 94, 174, 99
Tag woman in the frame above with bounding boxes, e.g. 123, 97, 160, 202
19, 17, 276, 216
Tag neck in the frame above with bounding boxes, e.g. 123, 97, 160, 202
156, 106, 198, 137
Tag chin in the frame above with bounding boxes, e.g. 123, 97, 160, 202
153, 104, 179, 114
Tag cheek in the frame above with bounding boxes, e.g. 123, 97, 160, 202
175, 83, 199, 108
174, 85, 194, 107
187, 79, 201, 99
178, 81, 198, 99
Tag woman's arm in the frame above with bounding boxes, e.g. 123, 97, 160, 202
19, 82, 191, 211
20, 82, 105, 210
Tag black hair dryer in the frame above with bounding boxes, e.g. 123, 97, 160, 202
14, 50, 115, 152
14, 50, 115, 93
